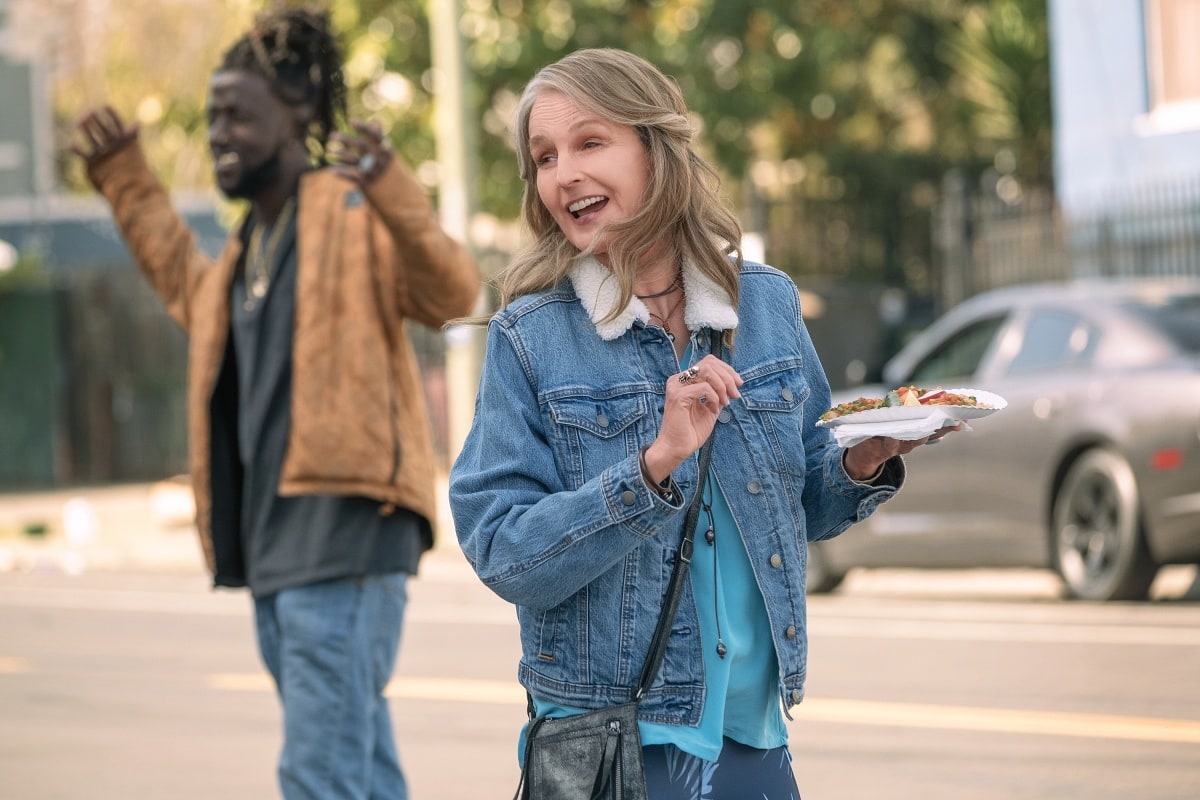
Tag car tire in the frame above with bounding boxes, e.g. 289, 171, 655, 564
1051, 449, 1157, 602
806, 542, 845, 594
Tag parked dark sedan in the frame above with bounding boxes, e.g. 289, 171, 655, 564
809, 278, 1200, 601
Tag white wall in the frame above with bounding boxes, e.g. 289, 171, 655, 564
1050, 0, 1200, 215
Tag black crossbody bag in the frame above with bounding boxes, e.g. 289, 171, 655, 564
513, 426, 717, 800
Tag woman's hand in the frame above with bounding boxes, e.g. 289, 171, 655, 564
328, 120, 393, 186
642, 355, 743, 484
842, 424, 962, 482
72, 106, 139, 166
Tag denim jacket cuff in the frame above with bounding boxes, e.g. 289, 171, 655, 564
602, 454, 684, 537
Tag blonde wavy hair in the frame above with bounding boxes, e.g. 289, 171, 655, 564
495, 48, 743, 322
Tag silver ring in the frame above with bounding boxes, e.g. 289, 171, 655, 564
678, 366, 700, 385
358, 153, 377, 174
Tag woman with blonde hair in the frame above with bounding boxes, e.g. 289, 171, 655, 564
451, 48, 952, 798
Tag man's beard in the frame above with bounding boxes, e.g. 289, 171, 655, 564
220, 149, 282, 200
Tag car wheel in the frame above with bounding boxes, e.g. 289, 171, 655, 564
1051, 449, 1157, 601
806, 542, 845, 594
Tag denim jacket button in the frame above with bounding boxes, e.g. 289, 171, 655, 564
718, 408, 731, 423
747, 480, 762, 495
785, 624, 797, 639
596, 414, 609, 428
781, 387, 793, 402
620, 490, 637, 506
769, 553, 782, 568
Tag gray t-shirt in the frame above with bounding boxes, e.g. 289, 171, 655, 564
229, 207, 422, 598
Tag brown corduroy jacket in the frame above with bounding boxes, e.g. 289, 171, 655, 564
88, 142, 481, 585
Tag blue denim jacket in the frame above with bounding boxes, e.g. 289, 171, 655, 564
450, 259, 902, 726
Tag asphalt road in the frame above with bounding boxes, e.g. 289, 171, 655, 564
2, 553, 1199, 800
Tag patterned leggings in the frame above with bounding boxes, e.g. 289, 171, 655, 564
642, 738, 801, 800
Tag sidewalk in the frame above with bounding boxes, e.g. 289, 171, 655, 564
7, 481, 1195, 599
0, 475, 466, 577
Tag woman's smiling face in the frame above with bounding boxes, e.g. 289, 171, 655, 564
527, 89, 650, 261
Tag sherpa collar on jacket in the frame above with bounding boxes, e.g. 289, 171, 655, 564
567, 255, 740, 340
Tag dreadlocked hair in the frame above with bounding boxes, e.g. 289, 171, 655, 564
218, 3, 347, 162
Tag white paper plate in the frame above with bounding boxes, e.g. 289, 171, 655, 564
817, 388, 1007, 428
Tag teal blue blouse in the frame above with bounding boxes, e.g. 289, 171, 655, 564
531, 470, 787, 762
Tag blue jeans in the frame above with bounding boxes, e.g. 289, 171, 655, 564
254, 573, 409, 800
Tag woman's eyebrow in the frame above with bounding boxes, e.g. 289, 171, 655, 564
529, 117, 611, 147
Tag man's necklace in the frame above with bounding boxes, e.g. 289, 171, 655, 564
243, 196, 297, 311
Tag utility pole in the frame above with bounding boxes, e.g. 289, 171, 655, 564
428, 0, 481, 491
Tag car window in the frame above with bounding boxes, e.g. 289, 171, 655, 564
1005, 309, 1096, 376
1123, 294, 1200, 355
908, 314, 1006, 383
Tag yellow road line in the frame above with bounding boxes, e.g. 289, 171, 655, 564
796, 698, 1200, 745
0, 656, 31, 674
204, 672, 1200, 745
206, 673, 524, 703
207, 672, 273, 692
388, 675, 526, 705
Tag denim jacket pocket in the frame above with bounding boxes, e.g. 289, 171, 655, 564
739, 369, 809, 453
546, 392, 652, 490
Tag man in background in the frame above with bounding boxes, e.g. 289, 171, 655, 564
72, 6, 480, 798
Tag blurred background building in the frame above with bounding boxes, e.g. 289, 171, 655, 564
937, 0, 1200, 308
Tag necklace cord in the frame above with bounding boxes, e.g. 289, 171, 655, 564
701, 486, 727, 658
646, 290, 686, 340
635, 272, 682, 300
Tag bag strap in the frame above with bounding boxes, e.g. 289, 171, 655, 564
513, 332, 725, 800
635, 331, 722, 699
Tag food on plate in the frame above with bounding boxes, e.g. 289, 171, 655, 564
819, 386, 991, 421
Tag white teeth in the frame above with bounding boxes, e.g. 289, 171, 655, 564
568, 196, 605, 214
216, 152, 239, 167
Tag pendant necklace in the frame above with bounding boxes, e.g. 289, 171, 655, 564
700, 487, 728, 659
243, 196, 297, 311
646, 291, 685, 342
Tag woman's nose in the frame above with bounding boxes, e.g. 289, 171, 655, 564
555, 153, 580, 187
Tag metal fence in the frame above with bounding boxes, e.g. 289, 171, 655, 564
935, 172, 1200, 310
0, 265, 455, 489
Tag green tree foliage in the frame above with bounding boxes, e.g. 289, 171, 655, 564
939, 0, 1053, 187
45, 0, 259, 194
461, 0, 1052, 289
46, 0, 1052, 289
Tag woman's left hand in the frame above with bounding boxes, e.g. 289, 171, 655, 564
842, 424, 962, 482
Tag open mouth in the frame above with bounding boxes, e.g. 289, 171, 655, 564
214, 152, 240, 171
568, 195, 607, 219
